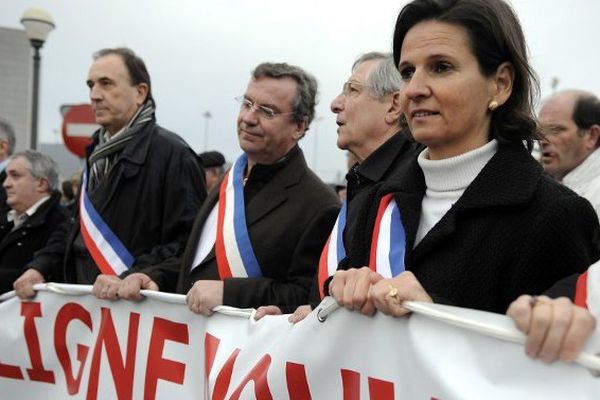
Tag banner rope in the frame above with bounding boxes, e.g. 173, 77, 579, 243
3, 283, 600, 374
315, 296, 600, 374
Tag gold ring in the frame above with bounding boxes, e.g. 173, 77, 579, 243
387, 285, 399, 299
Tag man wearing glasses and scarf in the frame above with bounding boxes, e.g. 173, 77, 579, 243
14, 47, 205, 298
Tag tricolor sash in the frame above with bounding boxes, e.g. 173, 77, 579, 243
317, 200, 347, 298
368, 193, 406, 278
215, 154, 262, 279
79, 167, 134, 275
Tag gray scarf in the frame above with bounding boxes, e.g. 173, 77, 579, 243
87, 100, 155, 192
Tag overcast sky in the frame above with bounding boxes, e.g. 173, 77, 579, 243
2, 0, 600, 182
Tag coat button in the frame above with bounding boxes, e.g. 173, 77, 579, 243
22, 231, 27, 235
17, 242, 22, 246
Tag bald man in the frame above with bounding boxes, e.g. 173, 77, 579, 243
539, 90, 600, 218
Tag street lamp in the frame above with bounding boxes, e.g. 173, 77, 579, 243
21, 8, 55, 150
203, 111, 212, 151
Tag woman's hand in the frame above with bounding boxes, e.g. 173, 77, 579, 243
329, 267, 383, 316
507, 295, 596, 363
369, 271, 433, 317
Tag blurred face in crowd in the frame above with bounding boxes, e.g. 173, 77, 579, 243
397, 20, 511, 160
205, 167, 221, 191
0, 137, 10, 162
87, 54, 148, 135
3, 156, 48, 215
539, 93, 597, 181
331, 59, 400, 161
237, 77, 305, 166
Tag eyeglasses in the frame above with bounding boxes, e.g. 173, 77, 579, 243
342, 81, 371, 96
235, 96, 294, 120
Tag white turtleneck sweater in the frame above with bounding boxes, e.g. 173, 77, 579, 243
415, 140, 498, 246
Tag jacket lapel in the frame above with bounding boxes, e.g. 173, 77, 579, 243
86, 123, 153, 214
244, 151, 306, 227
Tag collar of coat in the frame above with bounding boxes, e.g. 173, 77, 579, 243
87, 118, 156, 168
205, 147, 309, 228
370, 143, 543, 256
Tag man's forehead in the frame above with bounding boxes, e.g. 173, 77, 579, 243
350, 59, 378, 82
245, 76, 297, 104
88, 54, 128, 80
7, 157, 28, 171
539, 94, 577, 123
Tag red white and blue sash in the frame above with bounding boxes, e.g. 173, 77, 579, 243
215, 154, 262, 279
317, 200, 347, 298
79, 167, 134, 275
368, 193, 406, 278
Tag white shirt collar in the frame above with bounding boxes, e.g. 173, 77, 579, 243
7, 195, 51, 225
0, 157, 10, 172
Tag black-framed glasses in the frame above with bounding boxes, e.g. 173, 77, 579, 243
235, 96, 294, 120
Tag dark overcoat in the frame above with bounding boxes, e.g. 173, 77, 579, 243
0, 192, 67, 293
346, 144, 600, 314
169, 148, 340, 311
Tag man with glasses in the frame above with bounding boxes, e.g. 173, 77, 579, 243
255, 52, 420, 321
539, 90, 600, 218
119, 62, 339, 314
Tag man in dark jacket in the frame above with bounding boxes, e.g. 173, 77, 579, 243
0, 150, 67, 294
254, 52, 419, 320
13, 48, 205, 298
119, 62, 340, 313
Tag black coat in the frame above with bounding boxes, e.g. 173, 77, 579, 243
167, 148, 340, 311
0, 192, 68, 294
309, 132, 419, 306
346, 144, 600, 314
27, 120, 206, 288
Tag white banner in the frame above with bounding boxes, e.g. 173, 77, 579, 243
1, 284, 599, 399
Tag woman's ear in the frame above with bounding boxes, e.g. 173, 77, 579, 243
493, 62, 514, 107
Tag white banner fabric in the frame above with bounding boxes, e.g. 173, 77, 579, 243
1, 286, 599, 399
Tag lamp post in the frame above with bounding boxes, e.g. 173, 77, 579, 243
203, 111, 212, 151
21, 8, 55, 150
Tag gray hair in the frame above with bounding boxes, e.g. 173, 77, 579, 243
12, 150, 59, 192
352, 52, 401, 101
0, 118, 16, 156
252, 62, 318, 128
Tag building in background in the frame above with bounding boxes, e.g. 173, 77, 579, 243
39, 143, 82, 180
0, 27, 31, 151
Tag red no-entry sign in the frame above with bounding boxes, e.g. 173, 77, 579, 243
61, 104, 98, 158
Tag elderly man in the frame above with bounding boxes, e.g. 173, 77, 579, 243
120, 62, 340, 314
13, 47, 205, 298
0, 150, 67, 294
255, 52, 419, 320
540, 90, 600, 218
0, 119, 16, 210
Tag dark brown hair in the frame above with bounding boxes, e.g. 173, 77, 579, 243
393, 0, 540, 149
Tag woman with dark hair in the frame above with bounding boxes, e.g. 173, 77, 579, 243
328, 0, 599, 342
